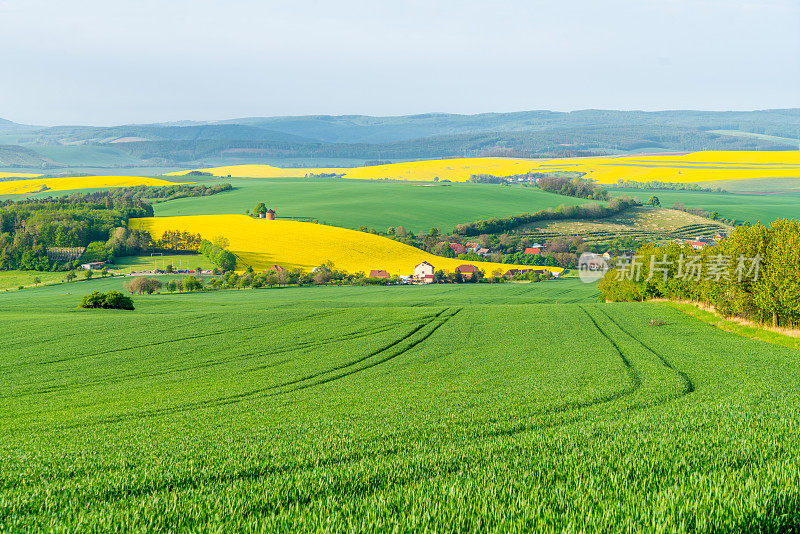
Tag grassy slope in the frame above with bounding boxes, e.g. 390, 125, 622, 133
3, 280, 800, 530
607, 187, 800, 224
151, 176, 594, 233
108, 254, 214, 274
518, 206, 731, 241
130, 215, 562, 275
0, 270, 68, 290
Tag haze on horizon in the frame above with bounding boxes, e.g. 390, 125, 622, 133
1, 0, 798, 127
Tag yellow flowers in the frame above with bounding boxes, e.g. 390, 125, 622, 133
130, 215, 562, 276
0, 172, 41, 179
165, 151, 800, 184
168, 150, 800, 184
0, 175, 190, 195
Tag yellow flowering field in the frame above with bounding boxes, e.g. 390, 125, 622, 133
130, 215, 561, 276
165, 151, 800, 184
0, 175, 189, 195
0, 172, 42, 179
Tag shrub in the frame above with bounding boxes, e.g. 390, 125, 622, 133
80, 290, 134, 310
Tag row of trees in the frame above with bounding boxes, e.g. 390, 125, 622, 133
198, 239, 236, 271
151, 230, 202, 252
453, 197, 640, 236
598, 219, 800, 328
615, 178, 726, 193
536, 175, 610, 201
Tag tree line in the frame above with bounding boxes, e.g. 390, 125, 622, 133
598, 218, 800, 328
0, 197, 153, 271
452, 197, 640, 236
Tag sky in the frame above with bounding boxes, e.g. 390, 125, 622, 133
0, 0, 798, 126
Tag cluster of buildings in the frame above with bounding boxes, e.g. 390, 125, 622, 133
437, 241, 493, 257
679, 233, 726, 250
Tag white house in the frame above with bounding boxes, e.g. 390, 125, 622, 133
414, 261, 435, 284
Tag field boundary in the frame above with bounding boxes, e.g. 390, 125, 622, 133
657, 300, 800, 350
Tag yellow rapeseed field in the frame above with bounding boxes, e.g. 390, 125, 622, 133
130, 215, 561, 276
165, 151, 800, 184
0, 175, 189, 195
0, 172, 42, 179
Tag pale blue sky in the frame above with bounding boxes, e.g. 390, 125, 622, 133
1, 0, 798, 125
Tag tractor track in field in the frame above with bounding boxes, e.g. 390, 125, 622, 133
577, 305, 641, 390
594, 306, 695, 396
6, 321, 415, 399
476, 304, 694, 441
29, 310, 338, 366
51, 308, 461, 430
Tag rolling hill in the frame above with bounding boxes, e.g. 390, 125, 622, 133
129, 215, 561, 275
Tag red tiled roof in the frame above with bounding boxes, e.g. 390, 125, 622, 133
269, 265, 286, 272
369, 269, 390, 278
524, 247, 541, 254
456, 264, 479, 273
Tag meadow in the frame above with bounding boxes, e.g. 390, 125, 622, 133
2, 279, 800, 531
108, 253, 213, 274
150, 176, 597, 233
607, 188, 800, 225
129, 215, 561, 275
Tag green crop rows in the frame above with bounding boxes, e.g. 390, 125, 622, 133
1, 279, 799, 531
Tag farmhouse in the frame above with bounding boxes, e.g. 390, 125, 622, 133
369, 269, 391, 279
414, 261, 435, 284
438, 242, 466, 255
455, 264, 479, 280
465, 242, 479, 251
268, 265, 286, 272
80, 261, 106, 270
524, 243, 543, 255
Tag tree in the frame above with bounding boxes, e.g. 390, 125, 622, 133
429, 227, 440, 237
33, 276, 41, 286
182, 276, 203, 292
83, 270, 93, 280
646, 195, 661, 207
125, 277, 162, 294
196, 266, 204, 274
253, 203, 267, 217
166, 264, 174, 273
312, 269, 331, 285
66, 271, 76, 283
166, 280, 177, 293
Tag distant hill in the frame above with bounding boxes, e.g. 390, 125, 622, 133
0, 109, 797, 169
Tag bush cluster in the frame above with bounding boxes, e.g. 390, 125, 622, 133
79, 291, 134, 310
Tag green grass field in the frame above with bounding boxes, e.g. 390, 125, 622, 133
108, 254, 214, 274
0, 270, 68, 290
3, 278, 800, 531
607, 187, 800, 224
150, 177, 598, 233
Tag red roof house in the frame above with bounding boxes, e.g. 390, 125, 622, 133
369, 269, 391, 279
455, 264, 479, 279
269, 265, 286, 272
